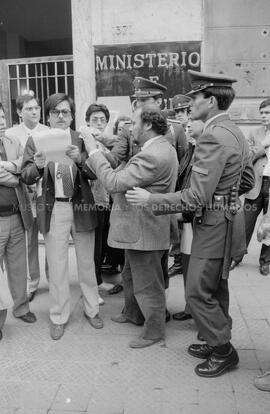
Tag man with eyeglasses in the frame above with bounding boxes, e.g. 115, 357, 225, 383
84, 103, 117, 296
21, 93, 102, 340
6, 93, 49, 301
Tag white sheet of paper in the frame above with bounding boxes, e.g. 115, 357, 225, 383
34, 128, 73, 166
180, 223, 193, 255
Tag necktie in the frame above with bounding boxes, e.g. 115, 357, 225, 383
0, 139, 7, 161
57, 163, 74, 197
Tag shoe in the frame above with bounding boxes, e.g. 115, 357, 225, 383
111, 313, 144, 326
50, 323, 65, 340
230, 259, 241, 271
111, 313, 130, 324
28, 290, 37, 302
17, 311, 36, 324
260, 264, 270, 276
98, 296, 105, 306
197, 333, 205, 341
195, 346, 239, 377
98, 282, 115, 291
188, 343, 214, 359
0, 330, 2, 341
168, 263, 183, 278
254, 371, 270, 392
85, 313, 103, 329
129, 337, 164, 349
173, 311, 192, 321
108, 284, 123, 295
165, 309, 171, 323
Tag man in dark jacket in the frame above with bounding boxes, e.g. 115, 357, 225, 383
21, 93, 102, 340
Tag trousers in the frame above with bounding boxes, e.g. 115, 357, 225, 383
242, 177, 270, 265
122, 249, 166, 340
26, 218, 41, 293
0, 214, 29, 317
186, 256, 232, 347
44, 202, 99, 325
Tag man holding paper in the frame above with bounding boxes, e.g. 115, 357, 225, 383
22, 93, 102, 340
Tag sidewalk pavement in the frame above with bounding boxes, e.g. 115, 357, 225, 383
0, 234, 270, 414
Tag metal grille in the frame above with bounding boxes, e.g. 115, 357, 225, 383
7, 56, 74, 125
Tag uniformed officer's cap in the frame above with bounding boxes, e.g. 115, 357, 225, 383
187, 70, 237, 96
172, 94, 192, 110
133, 77, 167, 98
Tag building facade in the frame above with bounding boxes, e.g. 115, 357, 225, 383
0, 0, 269, 134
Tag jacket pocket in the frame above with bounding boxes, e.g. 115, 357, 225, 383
110, 209, 140, 244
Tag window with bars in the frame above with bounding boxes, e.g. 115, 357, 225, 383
8, 57, 74, 125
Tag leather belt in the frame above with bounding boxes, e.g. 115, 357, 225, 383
206, 194, 230, 209
55, 197, 72, 202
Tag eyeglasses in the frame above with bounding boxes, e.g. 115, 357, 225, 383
90, 117, 107, 125
50, 109, 71, 117
24, 106, 41, 112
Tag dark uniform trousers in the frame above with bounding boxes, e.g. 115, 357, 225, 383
186, 256, 233, 347
182, 253, 191, 314
242, 176, 270, 265
122, 249, 167, 340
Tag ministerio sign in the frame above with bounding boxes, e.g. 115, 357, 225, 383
95, 41, 201, 102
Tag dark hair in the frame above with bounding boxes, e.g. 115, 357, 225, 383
113, 115, 131, 135
45, 93, 75, 118
85, 103, 110, 123
140, 105, 168, 135
259, 98, 270, 111
16, 94, 39, 111
0, 103, 4, 113
202, 86, 235, 110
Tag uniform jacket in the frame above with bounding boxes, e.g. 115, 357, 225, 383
148, 113, 255, 259
21, 130, 97, 235
166, 123, 187, 163
0, 135, 33, 230
177, 142, 195, 191
87, 136, 179, 251
245, 126, 268, 200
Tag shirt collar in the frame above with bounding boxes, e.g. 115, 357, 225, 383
141, 135, 162, 151
22, 123, 40, 135
203, 113, 227, 132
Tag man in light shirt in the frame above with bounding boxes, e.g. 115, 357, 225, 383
230, 98, 270, 275
6, 94, 49, 300
21, 93, 102, 340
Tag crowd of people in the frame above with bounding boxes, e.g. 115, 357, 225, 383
0, 69, 270, 390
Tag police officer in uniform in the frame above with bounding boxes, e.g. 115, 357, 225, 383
171, 94, 192, 128
126, 70, 255, 377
